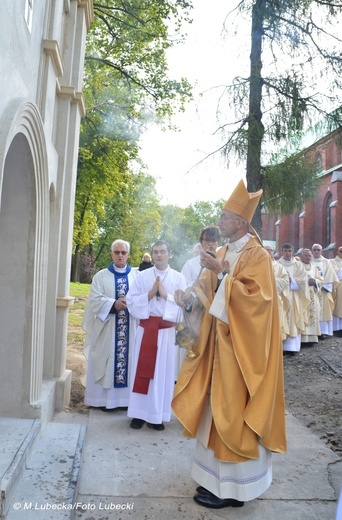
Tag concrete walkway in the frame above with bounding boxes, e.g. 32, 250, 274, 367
54, 407, 341, 520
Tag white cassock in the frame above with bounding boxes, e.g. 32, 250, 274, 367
181, 255, 201, 286
312, 256, 339, 336
301, 263, 323, 343
272, 261, 290, 340
83, 265, 139, 409
277, 257, 310, 352
126, 266, 186, 424
330, 256, 342, 331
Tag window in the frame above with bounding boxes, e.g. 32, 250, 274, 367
325, 193, 332, 246
316, 152, 323, 174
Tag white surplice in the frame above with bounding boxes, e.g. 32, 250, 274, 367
330, 256, 342, 331
181, 255, 201, 286
277, 257, 310, 352
126, 266, 186, 423
301, 263, 323, 343
312, 256, 339, 336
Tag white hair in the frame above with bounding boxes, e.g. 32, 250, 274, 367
111, 239, 130, 253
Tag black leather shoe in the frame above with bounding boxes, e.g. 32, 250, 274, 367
146, 422, 165, 431
99, 406, 128, 412
130, 418, 145, 429
194, 493, 244, 509
195, 486, 244, 503
196, 486, 212, 495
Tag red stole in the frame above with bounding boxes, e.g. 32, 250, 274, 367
133, 316, 175, 394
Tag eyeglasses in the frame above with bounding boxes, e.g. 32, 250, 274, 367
218, 215, 239, 222
112, 250, 128, 255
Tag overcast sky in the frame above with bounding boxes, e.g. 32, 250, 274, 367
139, 1, 250, 207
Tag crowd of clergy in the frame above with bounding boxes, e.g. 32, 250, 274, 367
264, 243, 342, 355
80, 175, 340, 510
182, 236, 342, 357
82, 236, 342, 431
82, 238, 342, 423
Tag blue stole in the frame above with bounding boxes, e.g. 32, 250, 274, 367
107, 262, 132, 388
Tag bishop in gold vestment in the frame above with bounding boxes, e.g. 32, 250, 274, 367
172, 180, 287, 509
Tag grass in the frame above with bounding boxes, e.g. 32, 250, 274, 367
70, 282, 91, 298
68, 283, 90, 337
69, 332, 87, 345
68, 313, 84, 326
66, 283, 91, 409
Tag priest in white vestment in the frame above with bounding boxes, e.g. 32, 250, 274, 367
299, 249, 323, 345
264, 244, 291, 340
278, 244, 310, 354
311, 244, 339, 337
83, 240, 139, 410
181, 226, 220, 286
330, 246, 342, 334
126, 240, 186, 430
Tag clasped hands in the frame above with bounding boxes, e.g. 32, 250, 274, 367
114, 296, 127, 311
148, 276, 167, 301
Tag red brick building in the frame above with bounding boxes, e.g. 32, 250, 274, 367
262, 128, 342, 258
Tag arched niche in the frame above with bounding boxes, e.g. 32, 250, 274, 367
0, 101, 49, 417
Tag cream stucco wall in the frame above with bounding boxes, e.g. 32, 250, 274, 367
0, 0, 93, 420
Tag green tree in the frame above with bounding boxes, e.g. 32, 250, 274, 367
72, 0, 194, 280
159, 200, 224, 271
158, 204, 186, 270
218, 0, 342, 232
95, 171, 162, 269
72, 131, 136, 280
182, 200, 225, 246
85, 0, 193, 130
262, 136, 324, 215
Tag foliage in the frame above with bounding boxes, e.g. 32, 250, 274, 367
73, 132, 136, 252
72, 0, 194, 280
263, 152, 320, 215
229, 0, 342, 146
86, 0, 193, 128
216, 0, 342, 229
182, 200, 225, 245
94, 171, 162, 269
159, 200, 225, 271
158, 204, 187, 269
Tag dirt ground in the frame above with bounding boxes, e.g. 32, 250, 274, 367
66, 321, 342, 455
283, 334, 342, 455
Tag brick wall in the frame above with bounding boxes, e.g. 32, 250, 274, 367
262, 129, 342, 258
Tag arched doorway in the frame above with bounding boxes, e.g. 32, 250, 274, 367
0, 101, 49, 418
0, 134, 36, 415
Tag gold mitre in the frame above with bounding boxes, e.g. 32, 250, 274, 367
223, 179, 263, 222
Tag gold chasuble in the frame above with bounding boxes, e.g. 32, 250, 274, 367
172, 236, 287, 463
